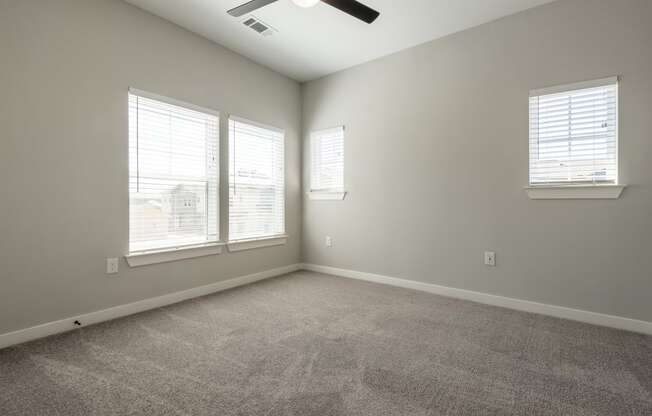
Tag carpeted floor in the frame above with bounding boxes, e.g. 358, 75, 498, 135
1, 271, 651, 415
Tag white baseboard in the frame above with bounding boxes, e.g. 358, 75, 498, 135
3, 262, 649, 350
0, 264, 301, 350
301, 263, 652, 336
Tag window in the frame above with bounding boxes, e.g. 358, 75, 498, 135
311, 126, 345, 192
529, 77, 618, 186
229, 117, 285, 241
128, 89, 219, 254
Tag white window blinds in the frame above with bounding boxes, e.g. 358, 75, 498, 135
529, 77, 618, 185
128, 90, 219, 253
229, 117, 285, 241
311, 126, 344, 191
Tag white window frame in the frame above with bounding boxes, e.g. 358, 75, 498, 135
227, 115, 287, 251
525, 77, 626, 200
309, 126, 347, 201
125, 88, 223, 266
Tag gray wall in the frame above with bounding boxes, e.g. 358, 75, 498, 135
302, 0, 652, 322
0, 0, 301, 334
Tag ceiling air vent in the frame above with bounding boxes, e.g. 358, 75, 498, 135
241, 16, 276, 36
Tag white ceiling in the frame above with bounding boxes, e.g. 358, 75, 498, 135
124, 0, 557, 82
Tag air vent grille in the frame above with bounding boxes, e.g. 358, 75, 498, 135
250, 22, 268, 33
241, 16, 276, 36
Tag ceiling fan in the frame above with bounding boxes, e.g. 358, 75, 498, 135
228, 0, 380, 24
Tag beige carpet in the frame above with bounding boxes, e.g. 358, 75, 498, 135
1, 271, 651, 415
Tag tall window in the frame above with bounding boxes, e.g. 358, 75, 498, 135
229, 117, 285, 241
529, 77, 618, 185
128, 89, 219, 253
311, 126, 344, 192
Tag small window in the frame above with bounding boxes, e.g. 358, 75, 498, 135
311, 126, 344, 192
128, 90, 219, 254
529, 77, 618, 186
229, 117, 285, 241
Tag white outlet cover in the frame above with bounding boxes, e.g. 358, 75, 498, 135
484, 251, 496, 267
325, 236, 333, 247
106, 258, 119, 274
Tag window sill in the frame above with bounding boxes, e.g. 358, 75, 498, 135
525, 184, 626, 200
308, 191, 347, 201
125, 243, 223, 267
227, 235, 288, 252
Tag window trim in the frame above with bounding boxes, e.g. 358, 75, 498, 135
128, 88, 220, 117
529, 76, 619, 97
227, 234, 288, 252
526, 77, 626, 199
308, 191, 347, 200
127, 88, 221, 259
125, 242, 224, 267
229, 114, 285, 135
525, 184, 625, 200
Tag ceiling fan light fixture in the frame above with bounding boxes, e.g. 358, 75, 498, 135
291, 0, 320, 8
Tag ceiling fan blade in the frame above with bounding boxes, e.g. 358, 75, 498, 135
321, 0, 380, 24
227, 0, 278, 17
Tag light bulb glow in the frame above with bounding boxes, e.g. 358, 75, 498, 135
291, 0, 320, 8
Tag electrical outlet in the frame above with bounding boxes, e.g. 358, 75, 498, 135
484, 251, 496, 267
325, 236, 333, 247
106, 258, 119, 274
